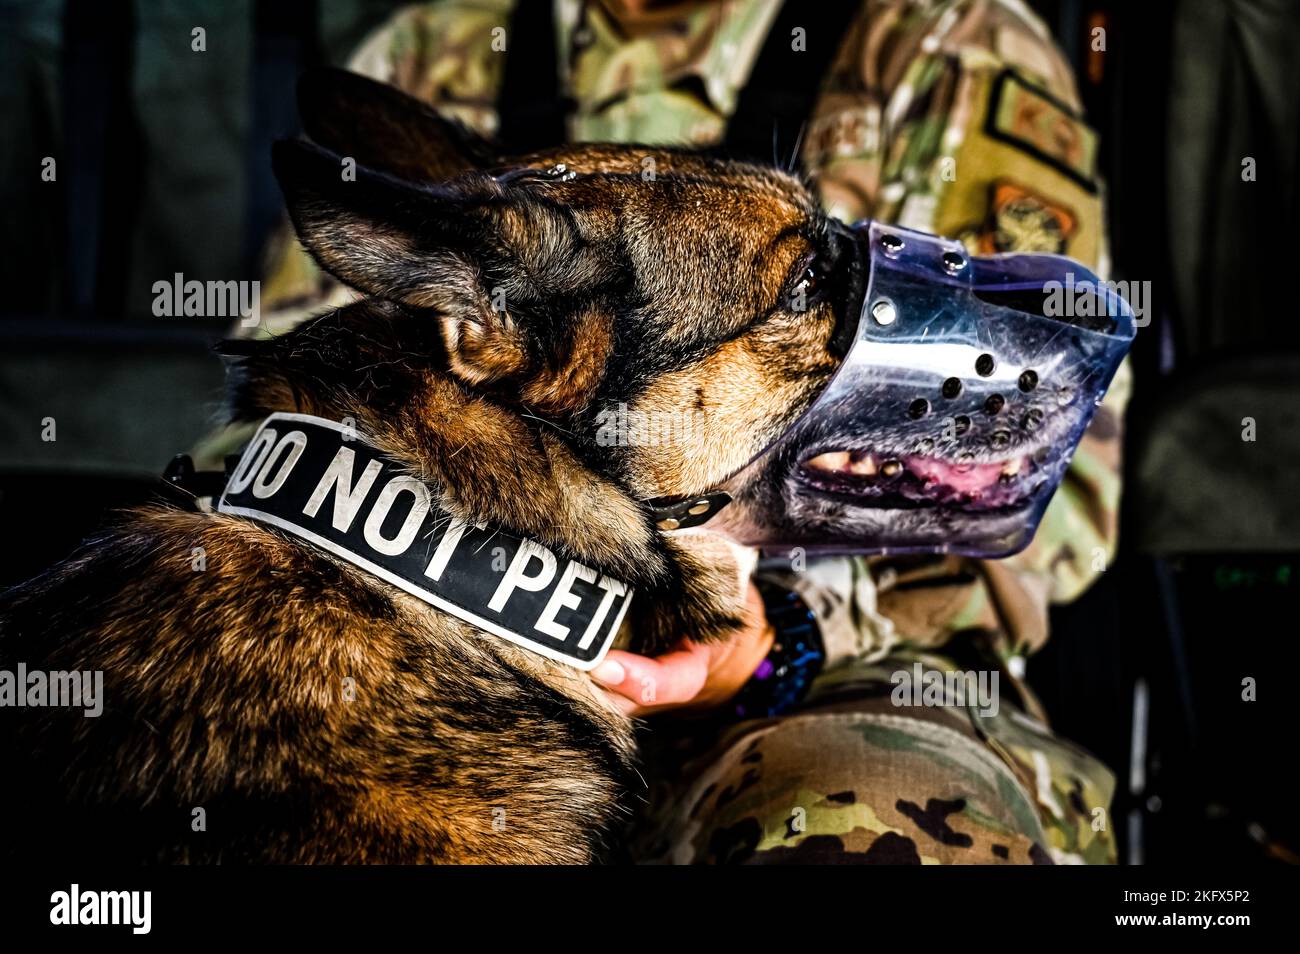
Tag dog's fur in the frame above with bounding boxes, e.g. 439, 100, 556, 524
0, 70, 859, 863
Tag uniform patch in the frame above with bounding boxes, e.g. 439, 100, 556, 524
218, 413, 633, 670
985, 69, 1098, 192
976, 180, 1077, 254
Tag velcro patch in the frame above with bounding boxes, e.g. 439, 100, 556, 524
218, 413, 633, 670
985, 69, 1098, 193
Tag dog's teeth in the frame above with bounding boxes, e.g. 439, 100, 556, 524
881, 459, 903, 478
807, 451, 851, 472
1001, 458, 1023, 477
849, 452, 878, 476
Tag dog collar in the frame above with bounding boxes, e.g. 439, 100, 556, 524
210, 413, 634, 670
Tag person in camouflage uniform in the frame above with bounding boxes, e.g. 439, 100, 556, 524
204, 0, 1127, 864
631, 648, 1115, 864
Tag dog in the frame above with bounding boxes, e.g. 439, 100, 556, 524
0, 69, 859, 863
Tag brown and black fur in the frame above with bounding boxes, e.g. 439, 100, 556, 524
0, 69, 860, 863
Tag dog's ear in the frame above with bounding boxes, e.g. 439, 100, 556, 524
296, 67, 496, 183
272, 139, 596, 390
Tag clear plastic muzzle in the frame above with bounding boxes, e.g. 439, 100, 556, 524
710, 221, 1136, 558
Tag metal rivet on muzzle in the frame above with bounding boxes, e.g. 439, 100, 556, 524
871, 300, 897, 325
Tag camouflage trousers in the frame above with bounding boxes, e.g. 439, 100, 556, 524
630, 649, 1117, 865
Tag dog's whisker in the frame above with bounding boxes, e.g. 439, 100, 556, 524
786, 120, 808, 173
520, 411, 575, 437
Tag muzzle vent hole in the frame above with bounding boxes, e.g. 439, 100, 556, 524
942, 377, 963, 399
984, 394, 1005, 415
975, 353, 996, 376
908, 398, 930, 419
1018, 369, 1038, 392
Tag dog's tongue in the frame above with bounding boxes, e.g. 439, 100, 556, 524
906, 456, 1004, 494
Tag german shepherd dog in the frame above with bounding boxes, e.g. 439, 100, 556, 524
0, 69, 863, 863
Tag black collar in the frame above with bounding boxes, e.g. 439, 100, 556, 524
168, 413, 636, 670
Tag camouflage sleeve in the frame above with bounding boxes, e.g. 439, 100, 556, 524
803, 0, 1130, 655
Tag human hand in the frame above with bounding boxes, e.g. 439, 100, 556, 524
589, 582, 773, 717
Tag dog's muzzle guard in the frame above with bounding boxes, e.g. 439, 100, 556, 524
705, 221, 1136, 558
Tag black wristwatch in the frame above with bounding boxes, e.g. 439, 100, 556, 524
731, 579, 826, 719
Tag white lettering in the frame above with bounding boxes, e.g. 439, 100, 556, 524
578, 576, 628, 649
251, 430, 307, 499
303, 445, 383, 531
362, 476, 430, 555
535, 561, 597, 639
488, 540, 557, 612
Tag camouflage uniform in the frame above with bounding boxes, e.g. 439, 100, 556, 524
213, 0, 1126, 863
631, 648, 1115, 864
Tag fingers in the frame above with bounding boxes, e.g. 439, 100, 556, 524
588, 582, 775, 716
590, 641, 710, 715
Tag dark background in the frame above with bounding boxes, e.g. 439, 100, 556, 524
1, 0, 1298, 865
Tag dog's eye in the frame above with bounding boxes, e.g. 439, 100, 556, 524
793, 263, 820, 299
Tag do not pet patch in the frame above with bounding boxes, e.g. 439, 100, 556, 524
218, 413, 634, 669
